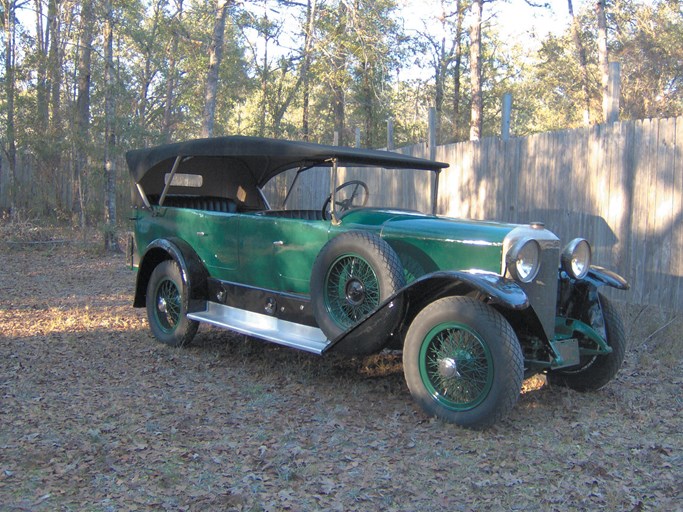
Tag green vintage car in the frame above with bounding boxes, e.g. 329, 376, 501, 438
127, 136, 629, 428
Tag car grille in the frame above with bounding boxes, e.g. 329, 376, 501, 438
502, 225, 561, 341
518, 244, 560, 341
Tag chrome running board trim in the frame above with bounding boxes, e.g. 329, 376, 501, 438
188, 302, 330, 355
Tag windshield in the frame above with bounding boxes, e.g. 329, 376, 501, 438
261, 165, 436, 215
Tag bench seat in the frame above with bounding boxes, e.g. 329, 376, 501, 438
153, 195, 238, 213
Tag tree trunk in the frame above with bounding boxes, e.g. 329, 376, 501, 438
301, 0, 316, 141
163, 41, 178, 141
163, 1, 184, 142
48, 0, 63, 208
73, 0, 93, 227
434, 35, 446, 142
452, 53, 462, 139
35, 0, 49, 132
452, 0, 463, 140
272, 59, 305, 136
332, 1, 348, 146
333, 86, 345, 145
259, 29, 269, 137
469, 0, 483, 141
596, 0, 610, 123
362, 62, 373, 147
568, 0, 591, 125
138, 1, 163, 138
202, 0, 230, 138
3, 0, 17, 215
103, 0, 120, 252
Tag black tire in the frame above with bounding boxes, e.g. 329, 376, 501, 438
548, 294, 625, 391
403, 297, 524, 429
310, 231, 405, 341
146, 260, 199, 347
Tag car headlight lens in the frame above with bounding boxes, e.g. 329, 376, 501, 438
506, 238, 541, 283
561, 238, 592, 279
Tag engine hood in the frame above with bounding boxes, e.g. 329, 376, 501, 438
340, 209, 519, 275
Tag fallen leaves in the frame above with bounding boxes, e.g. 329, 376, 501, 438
0, 241, 681, 511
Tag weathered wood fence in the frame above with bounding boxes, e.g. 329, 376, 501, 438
281, 116, 682, 311
3, 116, 681, 310
429, 117, 682, 311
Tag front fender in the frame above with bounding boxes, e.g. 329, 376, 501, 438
325, 271, 529, 354
133, 238, 209, 312
585, 265, 630, 290
403, 271, 529, 311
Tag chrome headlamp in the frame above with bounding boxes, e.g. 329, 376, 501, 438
506, 237, 541, 283
561, 238, 592, 279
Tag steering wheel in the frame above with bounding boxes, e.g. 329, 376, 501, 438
322, 180, 369, 220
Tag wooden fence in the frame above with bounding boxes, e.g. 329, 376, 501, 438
280, 116, 682, 311
3, 116, 681, 310
423, 117, 682, 311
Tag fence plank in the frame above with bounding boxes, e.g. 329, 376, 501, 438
675, 117, 683, 309
656, 118, 677, 309
628, 120, 646, 304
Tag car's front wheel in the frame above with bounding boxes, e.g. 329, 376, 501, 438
403, 297, 524, 428
146, 260, 199, 347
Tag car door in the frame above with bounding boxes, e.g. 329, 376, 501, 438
237, 214, 330, 295
188, 210, 239, 278
270, 217, 330, 295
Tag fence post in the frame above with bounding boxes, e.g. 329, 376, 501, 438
428, 107, 439, 215
428, 107, 437, 161
387, 118, 394, 150
333, 131, 339, 146
355, 127, 361, 148
502, 93, 512, 141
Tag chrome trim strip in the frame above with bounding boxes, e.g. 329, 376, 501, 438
188, 302, 330, 355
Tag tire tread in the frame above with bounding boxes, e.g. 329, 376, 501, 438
403, 296, 523, 429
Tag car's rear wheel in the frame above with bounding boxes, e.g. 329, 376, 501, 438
548, 294, 625, 391
403, 297, 524, 428
146, 260, 198, 347
310, 231, 405, 342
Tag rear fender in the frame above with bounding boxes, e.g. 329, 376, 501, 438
133, 238, 208, 312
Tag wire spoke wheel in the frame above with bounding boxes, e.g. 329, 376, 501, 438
325, 254, 380, 329
420, 323, 493, 410
310, 231, 405, 351
403, 297, 523, 428
155, 278, 182, 332
146, 260, 199, 347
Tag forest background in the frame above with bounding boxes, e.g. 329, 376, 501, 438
1, 0, 682, 250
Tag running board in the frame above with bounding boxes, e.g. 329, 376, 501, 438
188, 302, 330, 355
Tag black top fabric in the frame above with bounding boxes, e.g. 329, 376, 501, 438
126, 136, 448, 188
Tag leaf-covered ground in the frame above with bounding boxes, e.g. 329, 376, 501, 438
1, 238, 681, 511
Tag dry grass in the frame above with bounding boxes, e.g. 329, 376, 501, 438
0, 230, 681, 511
